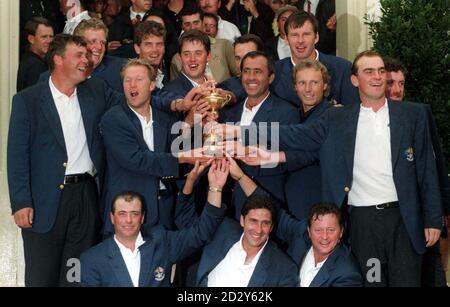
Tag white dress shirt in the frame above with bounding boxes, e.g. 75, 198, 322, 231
49, 77, 94, 175
239, 92, 270, 126
63, 10, 91, 34
299, 247, 326, 287
130, 8, 146, 22
129, 106, 166, 190
207, 234, 268, 287
216, 17, 242, 42
291, 49, 319, 66
181, 72, 206, 88
277, 37, 291, 60
114, 232, 146, 287
349, 100, 399, 206
155, 69, 165, 89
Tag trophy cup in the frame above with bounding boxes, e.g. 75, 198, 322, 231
203, 90, 232, 156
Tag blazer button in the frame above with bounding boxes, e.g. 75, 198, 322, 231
158, 196, 161, 200
63, 162, 67, 168
59, 184, 65, 190
344, 186, 350, 193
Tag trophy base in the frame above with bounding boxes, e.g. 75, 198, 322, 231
204, 133, 223, 157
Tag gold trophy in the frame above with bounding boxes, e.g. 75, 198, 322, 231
203, 90, 232, 156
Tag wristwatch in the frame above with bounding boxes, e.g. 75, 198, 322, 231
173, 98, 184, 111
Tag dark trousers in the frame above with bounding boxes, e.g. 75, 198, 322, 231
22, 177, 101, 287
350, 206, 422, 287
421, 241, 448, 287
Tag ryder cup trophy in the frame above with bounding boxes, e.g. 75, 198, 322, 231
203, 90, 232, 156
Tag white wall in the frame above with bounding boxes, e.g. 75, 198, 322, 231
336, 0, 381, 62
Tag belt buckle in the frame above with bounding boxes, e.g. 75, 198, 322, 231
63, 176, 68, 185
375, 204, 384, 210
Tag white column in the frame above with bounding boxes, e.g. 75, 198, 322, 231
336, 0, 381, 62
0, 0, 24, 287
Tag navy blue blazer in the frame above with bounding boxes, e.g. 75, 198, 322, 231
7, 78, 123, 233
156, 73, 194, 115
284, 100, 330, 219
80, 203, 226, 287
272, 53, 359, 107
108, 10, 134, 44
38, 55, 126, 93
221, 93, 301, 220
422, 104, 450, 214
264, 35, 281, 62
273, 101, 443, 254
218, 76, 246, 103
162, 73, 193, 97
276, 205, 363, 287
100, 103, 180, 235
196, 218, 299, 287
90, 55, 126, 93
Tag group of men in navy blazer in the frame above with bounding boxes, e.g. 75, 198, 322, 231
216, 49, 443, 286
9, 8, 449, 287
192, 156, 362, 287
234, 158, 363, 287
38, 18, 126, 93
81, 159, 229, 287
174, 158, 300, 287
272, 11, 358, 107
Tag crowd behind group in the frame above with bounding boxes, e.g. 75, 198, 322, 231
11, 0, 449, 287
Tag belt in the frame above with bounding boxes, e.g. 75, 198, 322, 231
374, 201, 399, 210
63, 173, 93, 185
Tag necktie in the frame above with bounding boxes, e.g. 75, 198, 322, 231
307, 0, 312, 14
133, 14, 141, 28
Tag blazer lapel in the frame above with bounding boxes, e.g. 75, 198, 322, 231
309, 266, 330, 287
138, 241, 154, 287
122, 103, 146, 143
226, 102, 244, 123
252, 94, 273, 123
200, 234, 240, 284
77, 85, 96, 148
152, 107, 169, 153
309, 244, 343, 287
388, 101, 404, 169
107, 239, 134, 287
342, 104, 360, 176
93, 61, 106, 74
247, 243, 273, 286
39, 84, 66, 151
281, 60, 300, 105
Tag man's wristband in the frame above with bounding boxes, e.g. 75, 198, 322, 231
237, 174, 245, 181
208, 187, 222, 193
